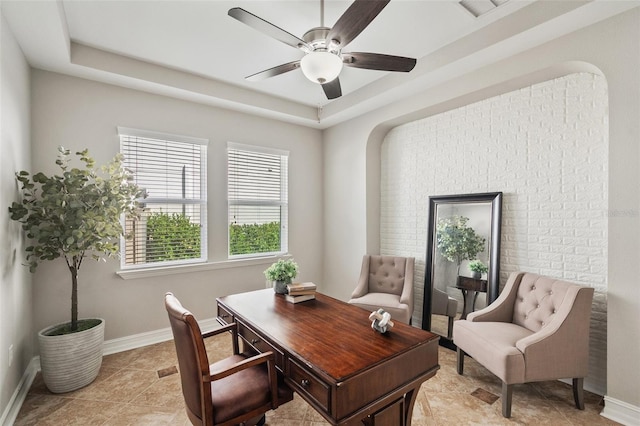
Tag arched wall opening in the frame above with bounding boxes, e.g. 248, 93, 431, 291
365, 62, 608, 395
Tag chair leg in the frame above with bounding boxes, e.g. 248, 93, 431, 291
447, 316, 454, 339
501, 382, 513, 418
456, 347, 465, 375
573, 378, 585, 410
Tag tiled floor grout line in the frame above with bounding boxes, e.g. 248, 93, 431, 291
14, 340, 617, 426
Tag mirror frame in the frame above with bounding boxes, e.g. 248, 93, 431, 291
421, 192, 503, 339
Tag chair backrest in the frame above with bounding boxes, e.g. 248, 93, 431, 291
165, 293, 211, 424
511, 273, 592, 333
366, 255, 411, 296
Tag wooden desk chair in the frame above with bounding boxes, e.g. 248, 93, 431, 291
165, 293, 293, 426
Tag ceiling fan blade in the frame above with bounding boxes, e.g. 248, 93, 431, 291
322, 78, 342, 100
326, 0, 390, 49
343, 52, 416, 72
246, 61, 301, 81
229, 7, 310, 51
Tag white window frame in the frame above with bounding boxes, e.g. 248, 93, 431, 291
227, 142, 289, 259
118, 127, 208, 270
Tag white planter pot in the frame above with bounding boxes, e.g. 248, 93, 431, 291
38, 318, 105, 393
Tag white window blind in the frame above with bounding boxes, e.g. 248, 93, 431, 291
119, 127, 207, 267
228, 143, 288, 257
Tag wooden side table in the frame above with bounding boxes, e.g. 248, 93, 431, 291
456, 276, 488, 319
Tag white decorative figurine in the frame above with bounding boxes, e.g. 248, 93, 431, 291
369, 308, 395, 333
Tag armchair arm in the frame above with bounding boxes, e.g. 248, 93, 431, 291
202, 322, 235, 339
351, 256, 371, 298
399, 257, 415, 307
467, 272, 524, 323
207, 351, 279, 409
515, 286, 594, 382
202, 322, 239, 355
431, 287, 451, 317
208, 351, 274, 380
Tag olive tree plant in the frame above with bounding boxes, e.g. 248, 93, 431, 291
436, 215, 486, 275
9, 147, 144, 334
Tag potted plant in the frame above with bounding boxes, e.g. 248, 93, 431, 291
436, 215, 486, 276
468, 260, 488, 279
8, 146, 143, 393
264, 258, 298, 294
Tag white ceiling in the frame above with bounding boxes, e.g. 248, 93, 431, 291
1, 0, 636, 128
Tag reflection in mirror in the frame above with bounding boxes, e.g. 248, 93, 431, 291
422, 192, 502, 346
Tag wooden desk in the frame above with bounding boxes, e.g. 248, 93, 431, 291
217, 289, 439, 426
456, 276, 488, 319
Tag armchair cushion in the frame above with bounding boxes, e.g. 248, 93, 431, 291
346, 292, 410, 324
453, 321, 532, 384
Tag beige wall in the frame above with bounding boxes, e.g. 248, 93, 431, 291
29, 70, 324, 341
0, 10, 33, 420
323, 8, 639, 415
3, 4, 639, 424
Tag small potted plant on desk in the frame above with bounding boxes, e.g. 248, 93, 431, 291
468, 260, 488, 279
264, 258, 298, 294
8, 146, 144, 393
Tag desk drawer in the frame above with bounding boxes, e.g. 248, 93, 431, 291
237, 322, 284, 369
288, 359, 330, 412
217, 305, 234, 325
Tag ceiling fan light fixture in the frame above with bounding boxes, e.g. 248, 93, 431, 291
300, 51, 343, 84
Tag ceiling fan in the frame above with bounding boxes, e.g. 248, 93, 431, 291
228, 0, 417, 100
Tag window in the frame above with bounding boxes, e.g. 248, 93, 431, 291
227, 143, 288, 258
119, 127, 207, 268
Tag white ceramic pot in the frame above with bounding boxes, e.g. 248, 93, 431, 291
38, 318, 105, 393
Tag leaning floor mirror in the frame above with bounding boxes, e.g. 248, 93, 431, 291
422, 192, 502, 347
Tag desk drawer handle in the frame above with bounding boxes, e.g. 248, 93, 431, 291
220, 314, 230, 319
301, 379, 310, 388
251, 339, 260, 345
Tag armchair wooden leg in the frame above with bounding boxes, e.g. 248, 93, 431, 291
501, 382, 513, 418
456, 348, 465, 375
573, 378, 585, 410
447, 316, 454, 340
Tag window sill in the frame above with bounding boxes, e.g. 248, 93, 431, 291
116, 255, 289, 280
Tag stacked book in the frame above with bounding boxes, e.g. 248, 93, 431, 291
285, 282, 317, 303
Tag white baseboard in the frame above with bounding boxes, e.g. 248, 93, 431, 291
0, 358, 39, 426
103, 317, 221, 355
601, 396, 640, 426
1, 317, 221, 426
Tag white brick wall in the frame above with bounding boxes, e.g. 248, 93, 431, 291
381, 73, 608, 394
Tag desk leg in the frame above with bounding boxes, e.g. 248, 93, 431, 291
356, 386, 420, 426
404, 387, 420, 426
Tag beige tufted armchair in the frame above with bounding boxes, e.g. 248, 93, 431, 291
348, 255, 415, 324
453, 272, 594, 418
431, 287, 458, 339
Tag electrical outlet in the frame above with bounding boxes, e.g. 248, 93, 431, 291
8, 344, 14, 367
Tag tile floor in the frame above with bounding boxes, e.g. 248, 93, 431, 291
15, 332, 617, 425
